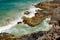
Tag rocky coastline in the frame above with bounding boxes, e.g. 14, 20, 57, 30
0, 0, 60, 40
21, 1, 60, 27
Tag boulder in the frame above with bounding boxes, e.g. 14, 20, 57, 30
24, 11, 30, 15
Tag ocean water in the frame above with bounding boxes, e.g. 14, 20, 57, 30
0, 0, 53, 37
0, 0, 53, 26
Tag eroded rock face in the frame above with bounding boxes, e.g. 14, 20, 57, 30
35, 2, 60, 10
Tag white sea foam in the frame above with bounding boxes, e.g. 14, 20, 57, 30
0, 4, 51, 34
4, 17, 52, 37
0, 5, 43, 33
23, 6, 43, 18
0, 16, 23, 33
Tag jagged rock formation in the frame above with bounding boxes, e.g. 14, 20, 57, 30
22, 2, 60, 26
23, 10, 52, 26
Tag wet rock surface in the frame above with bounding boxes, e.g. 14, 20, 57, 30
22, 2, 60, 27
23, 10, 52, 27
23, 10, 52, 26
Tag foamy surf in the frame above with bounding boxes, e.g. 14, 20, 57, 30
0, 4, 52, 35
0, 5, 42, 33
4, 17, 52, 37
0, 16, 23, 33
23, 6, 43, 18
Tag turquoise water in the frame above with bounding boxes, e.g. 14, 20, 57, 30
0, 0, 53, 26
0, 0, 53, 37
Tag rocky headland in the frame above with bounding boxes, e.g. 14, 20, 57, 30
22, 2, 60, 27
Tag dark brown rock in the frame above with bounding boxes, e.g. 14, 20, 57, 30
24, 11, 30, 15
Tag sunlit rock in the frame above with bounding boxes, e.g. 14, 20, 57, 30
23, 10, 52, 26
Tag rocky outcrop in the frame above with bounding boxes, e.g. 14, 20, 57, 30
0, 1, 60, 40
23, 10, 52, 26
22, 2, 60, 27
35, 2, 60, 10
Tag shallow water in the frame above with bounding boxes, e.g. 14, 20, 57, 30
0, 0, 53, 37
4, 18, 52, 37
0, 0, 53, 26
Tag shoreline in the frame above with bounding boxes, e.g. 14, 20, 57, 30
0, 0, 54, 37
